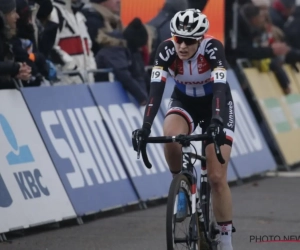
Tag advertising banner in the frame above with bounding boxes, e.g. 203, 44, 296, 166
89, 82, 172, 201
0, 90, 76, 234
22, 85, 139, 216
243, 67, 300, 166
228, 69, 277, 176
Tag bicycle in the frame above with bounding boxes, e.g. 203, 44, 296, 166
134, 132, 234, 250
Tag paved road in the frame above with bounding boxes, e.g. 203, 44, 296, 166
1, 172, 300, 250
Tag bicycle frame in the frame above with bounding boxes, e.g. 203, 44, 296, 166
180, 140, 199, 216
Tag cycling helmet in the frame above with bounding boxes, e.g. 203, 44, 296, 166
170, 9, 209, 39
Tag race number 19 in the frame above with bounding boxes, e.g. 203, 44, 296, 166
151, 67, 163, 82
213, 69, 227, 83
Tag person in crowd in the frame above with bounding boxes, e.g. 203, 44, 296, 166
81, 0, 124, 56
95, 18, 149, 106
147, 0, 208, 65
0, 0, 31, 89
269, 0, 296, 30
48, 0, 97, 84
147, 0, 188, 64
9, 0, 52, 86
234, 3, 292, 94
284, 4, 300, 50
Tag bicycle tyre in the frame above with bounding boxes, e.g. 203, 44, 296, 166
166, 174, 201, 250
200, 179, 219, 250
208, 190, 219, 250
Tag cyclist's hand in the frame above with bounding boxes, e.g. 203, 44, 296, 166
132, 128, 151, 152
207, 118, 226, 146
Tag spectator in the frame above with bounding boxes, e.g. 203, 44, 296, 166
284, 5, 300, 50
9, 0, 50, 86
237, 3, 292, 94
95, 18, 149, 106
188, 0, 208, 10
147, 0, 188, 64
0, 0, 31, 89
81, 0, 124, 56
28, 0, 53, 23
28, 0, 54, 51
48, 0, 97, 84
269, 0, 296, 30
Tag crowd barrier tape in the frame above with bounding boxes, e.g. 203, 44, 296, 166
0, 90, 76, 234
242, 65, 300, 167
0, 72, 276, 234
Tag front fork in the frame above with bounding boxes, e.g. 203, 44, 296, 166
198, 163, 212, 242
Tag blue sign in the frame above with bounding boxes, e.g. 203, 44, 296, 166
0, 174, 12, 207
227, 69, 276, 177
21, 85, 139, 216
89, 82, 172, 201
0, 114, 36, 208
0, 114, 34, 165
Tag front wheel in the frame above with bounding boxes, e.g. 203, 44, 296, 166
166, 174, 201, 250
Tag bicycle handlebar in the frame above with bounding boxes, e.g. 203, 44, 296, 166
136, 133, 225, 169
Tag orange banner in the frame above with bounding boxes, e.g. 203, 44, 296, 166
121, 0, 224, 43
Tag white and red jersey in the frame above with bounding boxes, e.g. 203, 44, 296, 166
50, 0, 97, 84
143, 35, 229, 129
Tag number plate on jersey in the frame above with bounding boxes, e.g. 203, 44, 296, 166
212, 68, 227, 83
151, 66, 165, 82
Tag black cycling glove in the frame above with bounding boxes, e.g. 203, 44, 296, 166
132, 128, 151, 152
207, 116, 226, 146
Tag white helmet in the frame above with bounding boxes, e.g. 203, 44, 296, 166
170, 9, 209, 39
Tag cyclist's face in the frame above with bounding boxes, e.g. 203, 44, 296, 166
173, 36, 200, 60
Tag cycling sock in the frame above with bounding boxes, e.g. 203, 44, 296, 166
217, 221, 233, 250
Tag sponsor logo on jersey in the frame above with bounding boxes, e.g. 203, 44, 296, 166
175, 77, 212, 85
227, 101, 234, 128
169, 59, 184, 75
197, 54, 210, 74
159, 46, 175, 61
205, 42, 218, 60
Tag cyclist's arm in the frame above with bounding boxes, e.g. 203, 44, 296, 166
204, 39, 228, 124
142, 40, 175, 130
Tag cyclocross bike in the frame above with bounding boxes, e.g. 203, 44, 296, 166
135, 131, 235, 250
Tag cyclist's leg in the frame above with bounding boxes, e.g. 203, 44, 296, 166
204, 92, 235, 250
163, 106, 193, 175
163, 101, 196, 219
205, 143, 232, 223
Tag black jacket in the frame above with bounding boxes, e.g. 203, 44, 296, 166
0, 18, 20, 89
95, 31, 148, 104
284, 7, 300, 50
233, 11, 275, 61
147, 1, 208, 64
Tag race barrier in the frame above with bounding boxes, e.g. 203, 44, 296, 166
0, 90, 76, 234
240, 62, 300, 169
21, 85, 140, 217
0, 70, 276, 234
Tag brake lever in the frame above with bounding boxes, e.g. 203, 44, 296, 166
137, 136, 142, 159
211, 132, 226, 164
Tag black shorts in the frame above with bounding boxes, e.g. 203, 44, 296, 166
165, 86, 235, 147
